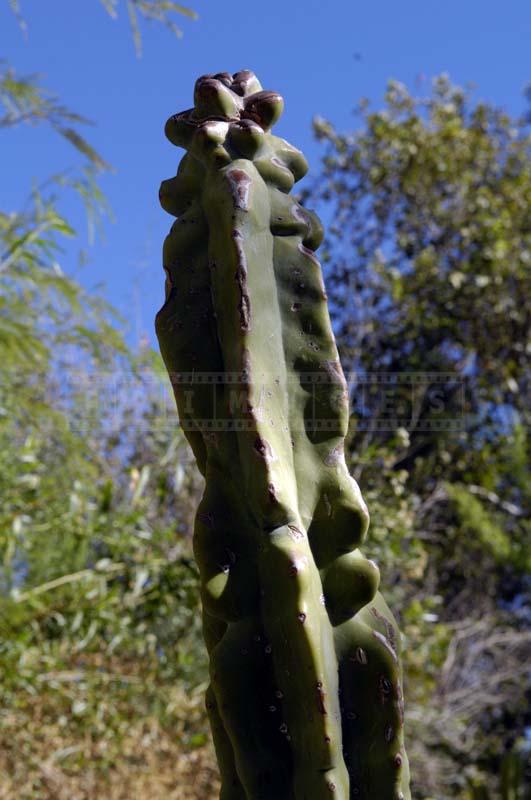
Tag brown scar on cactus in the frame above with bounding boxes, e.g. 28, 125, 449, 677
156, 70, 411, 800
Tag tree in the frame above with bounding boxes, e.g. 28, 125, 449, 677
1, 0, 198, 372
306, 76, 530, 798
1, 5, 214, 798
8, 0, 198, 55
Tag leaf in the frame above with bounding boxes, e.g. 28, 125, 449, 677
127, 0, 142, 56
54, 126, 111, 172
8, 0, 28, 35
98, 0, 119, 17
131, 465, 151, 505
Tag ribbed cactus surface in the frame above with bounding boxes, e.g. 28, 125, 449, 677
156, 70, 410, 800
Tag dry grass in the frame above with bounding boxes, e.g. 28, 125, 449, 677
0, 722, 219, 800
0, 746, 219, 800
0, 673, 220, 800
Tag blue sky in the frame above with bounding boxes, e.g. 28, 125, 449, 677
2, 0, 530, 346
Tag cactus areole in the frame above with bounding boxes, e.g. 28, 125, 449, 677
156, 70, 411, 800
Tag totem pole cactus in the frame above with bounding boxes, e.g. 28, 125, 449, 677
156, 70, 411, 800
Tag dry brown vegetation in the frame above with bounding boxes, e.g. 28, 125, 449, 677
0, 701, 219, 800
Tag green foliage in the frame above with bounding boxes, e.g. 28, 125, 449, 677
0, 4, 207, 795
113, 0, 198, 56
6, 0, 198, 57
311, 76, 529, 406
446, 484, 511, 564
0, 356, 208, 776
0, 164, 208, 777
0, 182, 120, 371
0, 49, 119, 375
308, 76, 530, 799
0, 61, 110, 170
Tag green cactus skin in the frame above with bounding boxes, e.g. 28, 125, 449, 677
156, 70, 410, 800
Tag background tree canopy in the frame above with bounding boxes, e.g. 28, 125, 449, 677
304, 78, 530, 797
0, 3, 529, 798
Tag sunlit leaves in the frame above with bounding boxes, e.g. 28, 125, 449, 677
0, 177, 122, 370
310, 74, 530, 434
0, 63, 110, 171
98, 0, 198, 55
0, 0, 207, 791
7, 0, 198, 57
7, 0, 26, 34
308, 76, 530, 797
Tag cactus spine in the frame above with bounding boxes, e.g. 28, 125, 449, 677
156, 70, 411, 800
